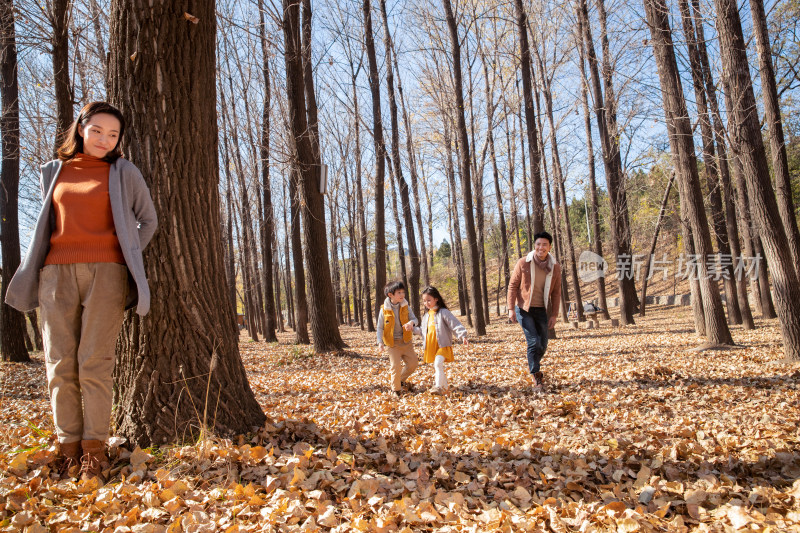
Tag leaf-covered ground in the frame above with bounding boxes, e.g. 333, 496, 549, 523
2, 305, 799, 532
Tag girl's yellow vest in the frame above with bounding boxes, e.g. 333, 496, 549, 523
382, 304, 413, 346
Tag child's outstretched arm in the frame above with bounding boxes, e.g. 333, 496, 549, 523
442, 309, 468, 344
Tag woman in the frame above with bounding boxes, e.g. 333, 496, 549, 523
5, 101, 157, 480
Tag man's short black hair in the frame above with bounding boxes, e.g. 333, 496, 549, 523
384, 280, 406, 296
533, 231, 553, 244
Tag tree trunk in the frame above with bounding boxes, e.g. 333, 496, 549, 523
27, 310, 43, 351
329, 194, 344, 325
349, 71, 374, 332
379, 0, 420, 317
391, 42, 429, 286
481, 48, 510, 295
0, 0, 29, 362
513, 0, 544, 234
749, 0, 800, 277
362, 0, 386, 321
714, 0, 800, 360
640, 175, 674, 316
282, 182, 296, 331
442, 0, 485, 335
223, 163, 237, 316
690, 0, 754, 328
285, 0, 344, 352
258, 1, 278, 341
645, 0, 733, 345
109, 0, 265, 446
578, 0, 636, 324
51, 0, 72, 153
576, 19, 610, 319
503, 95, 522, 259
678, 0, 742, 325
387, 153, 409, 289
444, 119, 469, 321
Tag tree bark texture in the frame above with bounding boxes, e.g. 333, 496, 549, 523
1, 0, 29, 362
644, 0, 733, 345
51, 0, 72, 153
714, 0, 800, 360
108, 0, 266, 446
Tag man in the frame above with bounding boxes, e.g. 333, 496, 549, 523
507, 231, 562, 390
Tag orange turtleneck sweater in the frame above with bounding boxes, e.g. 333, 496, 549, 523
44, 153, 125, 265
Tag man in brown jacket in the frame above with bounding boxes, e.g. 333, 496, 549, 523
507, 231, 562, 390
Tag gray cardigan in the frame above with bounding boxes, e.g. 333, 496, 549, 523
413, 308, 468, 351
5, 158, 157, 315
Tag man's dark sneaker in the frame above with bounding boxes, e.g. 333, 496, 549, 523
532, 372, 544, 391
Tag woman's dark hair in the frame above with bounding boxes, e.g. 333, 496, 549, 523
57, 101, 126, 163
533, 231, 553, 244
422, 286, 448, 311
384, 280, 406, 296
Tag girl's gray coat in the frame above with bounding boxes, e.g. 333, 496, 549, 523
413, 308, 468, 351
5, 158, 157, 315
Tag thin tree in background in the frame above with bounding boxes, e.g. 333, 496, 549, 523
575, 15, 610, 319
714, 0, 800, 361
109, 0, 266, 446
513, 0, 544, 234
577, 0, 636, 324
379, 0, 421, 317
258, 0, 278, 342
442, 0, 485, 335
362, 0, 387, 320
1, 0, 30, 362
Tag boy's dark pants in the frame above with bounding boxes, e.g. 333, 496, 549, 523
515, 306, 549, 374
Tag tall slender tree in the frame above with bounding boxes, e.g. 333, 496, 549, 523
442, 0, 485, 335
379, 0, 421, 317
362, 0, 387, 320
1, 0, 29, 362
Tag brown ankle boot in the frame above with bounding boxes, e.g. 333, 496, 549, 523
533, 372, 544, 391
58, 441, 82, 478
80, 440, 109, 481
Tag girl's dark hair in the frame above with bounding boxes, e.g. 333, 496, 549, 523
57, 101, 126, 163
422, 286, 448, 311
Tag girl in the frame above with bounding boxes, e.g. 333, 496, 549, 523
414, 286, 468, 394
5, 102, 157, 481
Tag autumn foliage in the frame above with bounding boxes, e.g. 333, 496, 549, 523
1, 306, 799, 531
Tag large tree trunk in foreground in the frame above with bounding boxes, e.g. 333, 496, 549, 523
714, 0, 800, 361
749, 0, 800, 278
645, 0, 733, 345
109, 0, 265, 446
0, 0, 29, 362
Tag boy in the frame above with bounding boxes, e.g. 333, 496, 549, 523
377, 281, 418, 395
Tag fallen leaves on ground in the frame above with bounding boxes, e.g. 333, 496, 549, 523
1, 306, 799, 532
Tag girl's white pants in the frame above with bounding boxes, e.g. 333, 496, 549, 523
434, 355, 448, 389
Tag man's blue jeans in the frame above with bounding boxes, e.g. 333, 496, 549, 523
515, 306, 549, 374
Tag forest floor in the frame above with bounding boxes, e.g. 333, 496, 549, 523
1, 305, 799, 532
